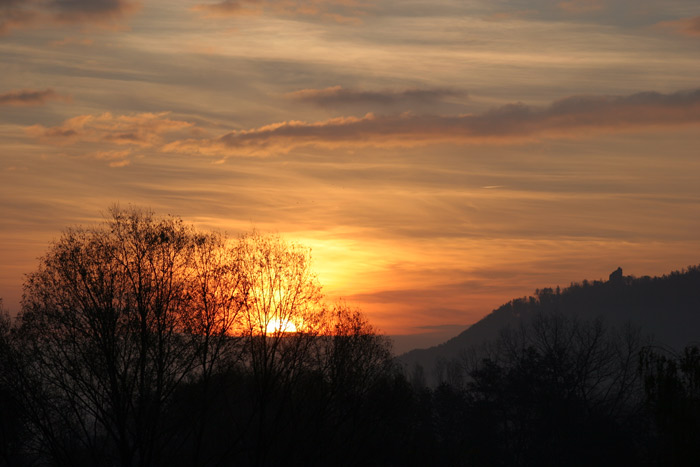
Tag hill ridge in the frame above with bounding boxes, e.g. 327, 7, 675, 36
398, 265, 700, 383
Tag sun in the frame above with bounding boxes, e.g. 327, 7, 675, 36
266, 318, 297, 334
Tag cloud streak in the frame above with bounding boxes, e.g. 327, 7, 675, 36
0, 88, 70, 106
0, 0, 38, 34
557, 0, 604, 14
286, 86, 465, 108
192, 0, 368, 23
165, 88, 700, 157
89, 149, 132, 167
0, 0, 139, 34
656, 16, 700, 38
26, 111, 195, 147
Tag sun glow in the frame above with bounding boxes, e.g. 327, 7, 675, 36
266, 318, 297, 334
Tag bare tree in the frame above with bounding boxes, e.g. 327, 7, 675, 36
234, 232, 325, 464
179, 230, 246, 465
312, 304, 396, 462
0, 299, 24, 465
490, 312, 644, 417
319, 304, 394, 399
463, 312, 646, 466
640, 345, 700, 464
17, 207, 205, 466
186, 231, 244, 377
237, 231, 326, 383
9, 208, 400, 466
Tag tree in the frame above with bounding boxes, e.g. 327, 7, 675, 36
462, 312, 645, 466
172, 230, 246, 466
312, 304, 398, 464
233, 231, 325, 465
0, 299, 26, 466
9, 207, 400, 466
15, 207, 223, 466
186, 230, 244, 378
320, 304, 394, 400
640, 345, 700, 465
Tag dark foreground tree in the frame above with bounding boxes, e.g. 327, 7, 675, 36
640, 345, 700, 465
15, 207, 217, 466
458, 312, 647, 466
4, 206, 401, 466
0, 299, 27, 466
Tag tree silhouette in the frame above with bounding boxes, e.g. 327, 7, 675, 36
640, 345, 700, 465
16, 207, 205, 466
6, 207, 400, 466
461, 312, 646, 466
231, 231, 325, 465
0, 299, 26, 465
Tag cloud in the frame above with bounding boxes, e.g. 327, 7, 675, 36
164, 88, 700, 157
192, 0, 261, 16
557, 0, 604, 14
48, 35, 93, 46
655, 15, 700, 38
48, 0, 138, 22
486, 0, 671, 29
0, 0, 139, 35
192, 0, 368, 23
0, 1, 38, 34
484, 10, 536, 22
26, 112, 195, 147
0, 88, 70, 106
286, 85, 465, 108
89, 149, 132, 167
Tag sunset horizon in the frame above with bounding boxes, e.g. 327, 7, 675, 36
2, 0, 699, 349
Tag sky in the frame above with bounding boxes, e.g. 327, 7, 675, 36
1, 0, 700, 350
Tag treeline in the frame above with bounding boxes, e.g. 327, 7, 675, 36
407, 313, 700, 466
497, 264, 700, 349
401, 264, 700, 386
0, 208, 699, 465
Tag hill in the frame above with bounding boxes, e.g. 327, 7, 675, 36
398, 265, 700, 383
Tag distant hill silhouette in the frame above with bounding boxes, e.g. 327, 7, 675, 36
398, 265, 700, 383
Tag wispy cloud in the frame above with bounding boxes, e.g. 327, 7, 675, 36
89, 149, 132, 167
48, 36, 94, 46
165, 89, 700, 157
286, 86, 465, 108
191, 0, 261, 17
192, 0, 368, 23
0, 0, 38, 34
485, 0, 674, 29
0, 0, 140, 35
0, 88, 70, 106
557, 0, 604, 14
655, 15, 700, 38
48, 0, 139, 23
26, 111, 196, 147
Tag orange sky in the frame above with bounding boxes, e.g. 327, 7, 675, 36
1, 0, 700, 348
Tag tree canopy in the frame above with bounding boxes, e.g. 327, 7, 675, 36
1, 206, 397, 466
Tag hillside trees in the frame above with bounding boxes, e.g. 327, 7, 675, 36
640, 345, 700, 465
455, 312, 647, 466
0, 299, 25, 465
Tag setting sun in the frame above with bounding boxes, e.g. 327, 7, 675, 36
1, 0, 700, 362
265, 318, 297, 335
